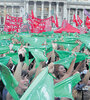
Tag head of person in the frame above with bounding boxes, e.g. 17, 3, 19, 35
18, 70, 29, 91
54, 64, 66, 79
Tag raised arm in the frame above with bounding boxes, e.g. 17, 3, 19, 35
14, 46, 26, 82
54, 57, 76, 84
72, 60, 85, 74
82, 70, 90, 85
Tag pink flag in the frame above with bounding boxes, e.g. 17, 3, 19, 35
73, 14, 78, 27
55, 15, 59, 28
77, 15, 83, 25
52, 16, 55, 24
85, 16, 90, 29
31, 10, 34, 19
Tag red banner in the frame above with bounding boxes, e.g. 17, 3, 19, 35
27, 15, 52, 33
4, 14, 56, 33
4, 14, 23, 33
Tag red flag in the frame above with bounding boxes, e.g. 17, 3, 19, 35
73, 14, 78, 27
86, 16, 89, 26
77, 15, 83, 25
73, 14, 76, 22
52, 16, 55, 24
55, 15, 59, 28
31, 10, 34, 19
85, 16, 90, 29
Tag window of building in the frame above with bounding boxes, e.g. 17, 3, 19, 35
13, 6, 20, 17
58, 6, 63, 16
29, 1, 34, 14
0, 6, 4, 25
36, 2, 41, 18
70, 9, 75, 24
44, 2, 49, 18
51, 2, 56, 16
6, 6, 12, 16
0, 6, 4, 16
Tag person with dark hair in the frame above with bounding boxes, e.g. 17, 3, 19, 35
46, 56, 77, 100
54, 57, 76, 84
6, 46, 36, 100
6, 70, 29, 100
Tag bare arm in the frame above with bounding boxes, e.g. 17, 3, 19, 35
46, 51, 52, 60
14, 61, 24, 82
14, 47, 26, 82
82, 70, 90, 85
54, 57, 76, 84
72, 60, 85, 74
66, 57, 76, 74
51, 50, 55, 62
31, 62, 43, 84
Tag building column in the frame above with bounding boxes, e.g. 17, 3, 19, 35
20, 7, 24, 17
34, 1, 36, 17
56, 2, 59, 17
63, 3, 67, 20
49, 2, 51, 17
0, 16, 1, 25
12, 6, 14, 16
68, 8, 70, 23
41, 2, 44, 19
4, 5, 6, 24
12, 1, 14, 16
82, 9, 84, 27
75, 8, 78, 19
24, 0, 26, 15
26, 2, 29, 13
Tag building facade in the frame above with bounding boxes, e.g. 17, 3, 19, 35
0, 0, 90, 30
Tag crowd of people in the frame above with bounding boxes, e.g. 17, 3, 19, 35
0, 31, 90, 100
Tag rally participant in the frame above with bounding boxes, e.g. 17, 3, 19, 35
6, 46, 36, 100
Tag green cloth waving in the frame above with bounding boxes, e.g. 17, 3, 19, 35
55, 50, 88, 63
63, 36, 78, 43
0, 56, 10, 66
0, 46, 10, 54
54, 73, 81, 100
0, 34, 14, 40
20, 67, 54, 100
0, 40, 12, 46
42, 31, 54, 36
0, 63, 19, 100
54, 55, 75, 69
21, 37, 46, 47
55, 42, 79, 51
27, 48, 47, 68
78, 35, 90, 50
12, 44, 21, 51
6, 53, 18, 65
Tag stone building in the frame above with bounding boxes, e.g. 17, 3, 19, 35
0, 0, 90, 30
